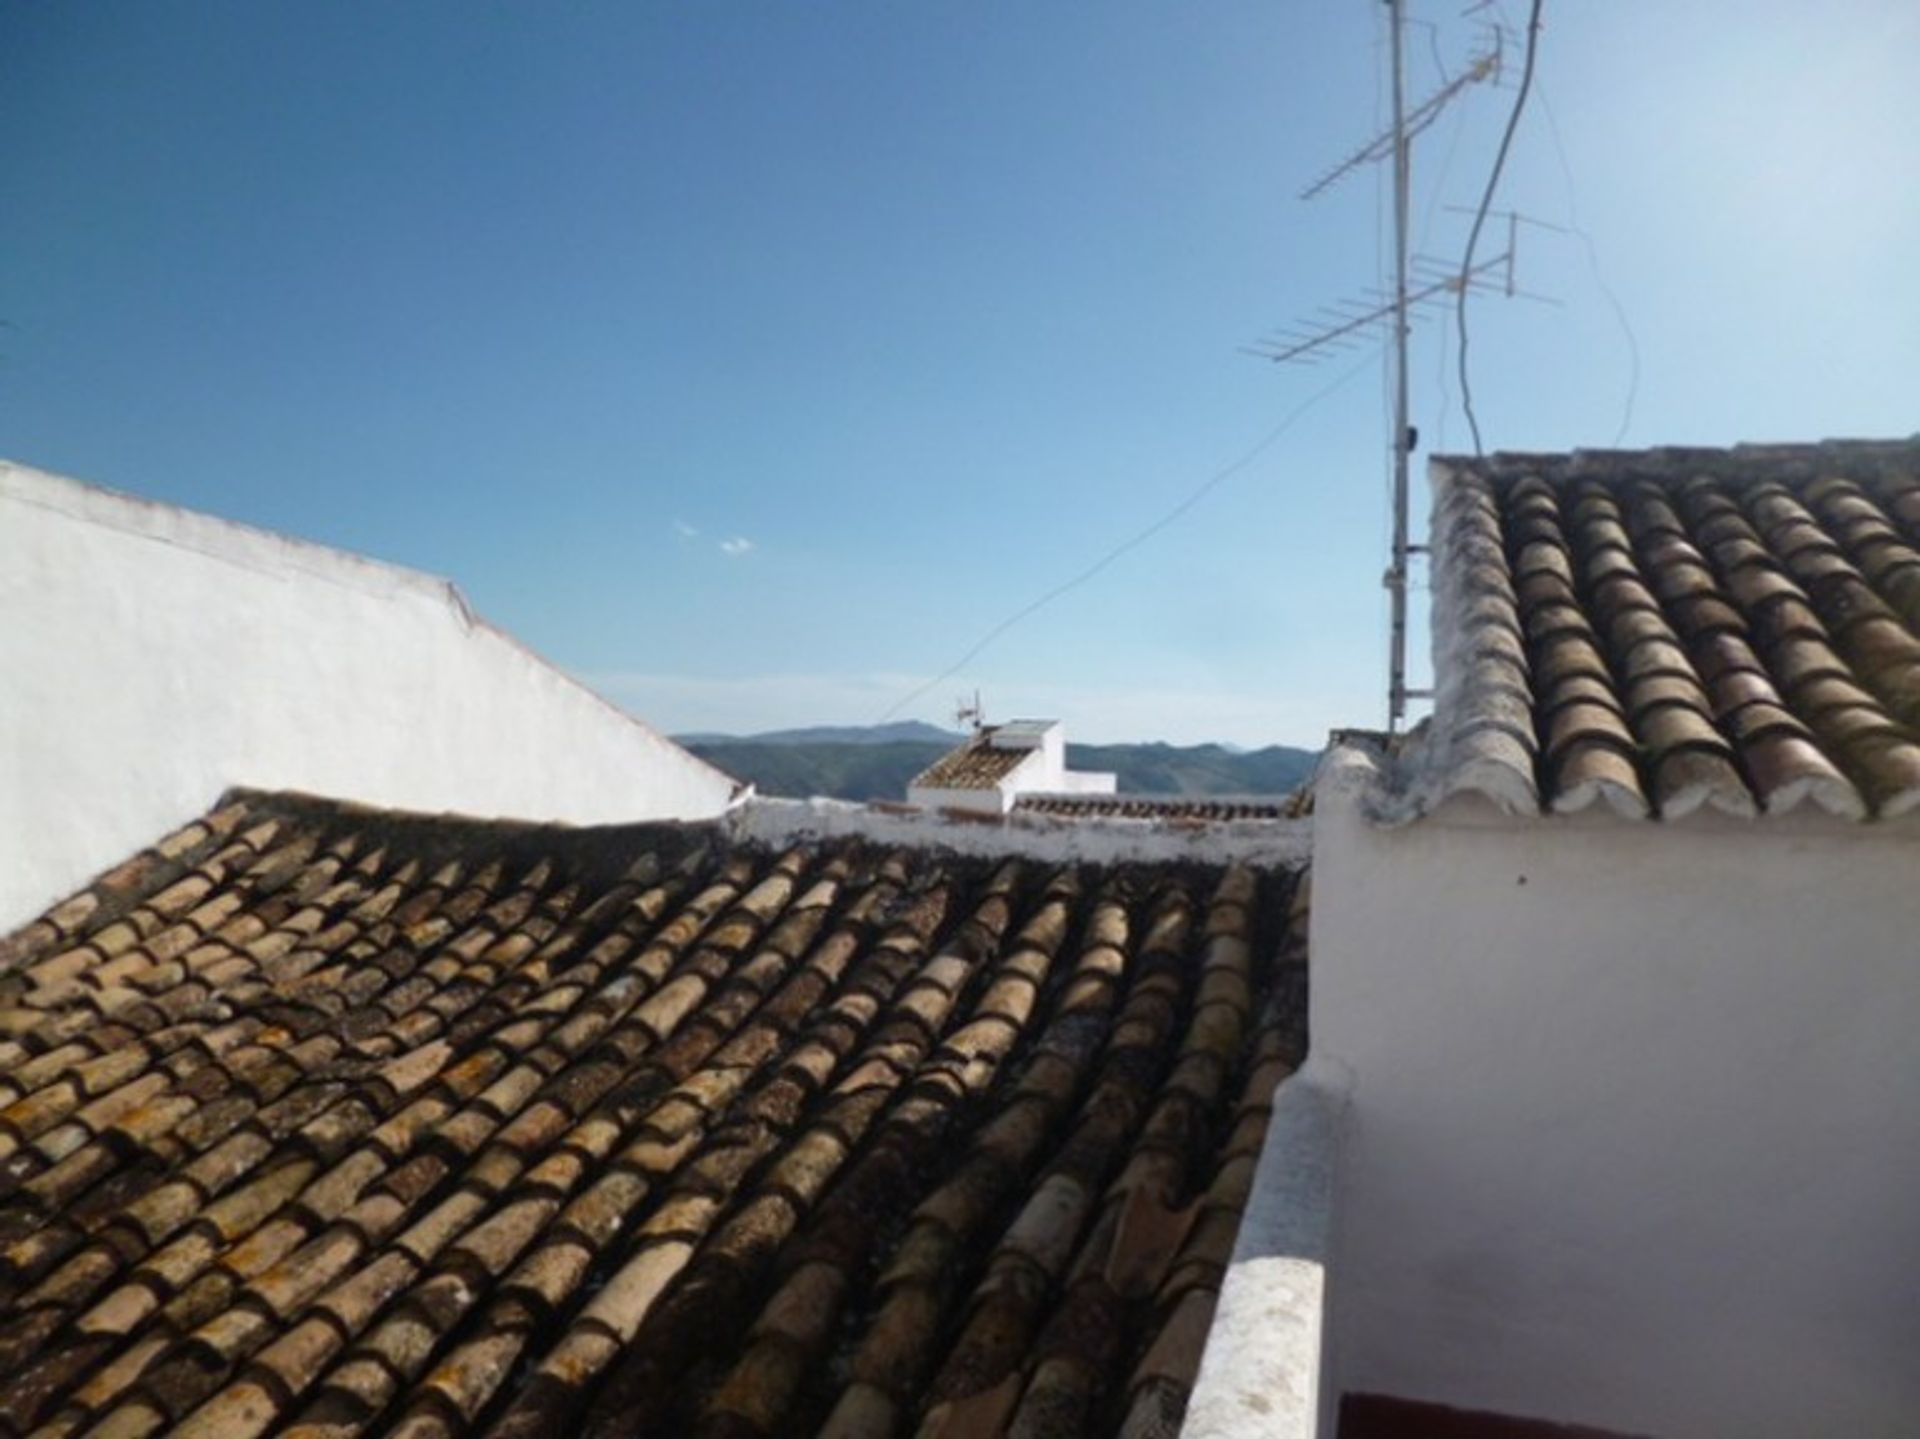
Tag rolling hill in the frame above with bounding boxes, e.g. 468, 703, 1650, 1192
681, 727, 1319, 803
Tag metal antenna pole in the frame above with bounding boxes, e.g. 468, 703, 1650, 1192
1250, 3, 1526, 729
1387, 0, 1412, 731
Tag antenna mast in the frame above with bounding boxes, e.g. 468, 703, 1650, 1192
1387, 0, 1414, 732
1248, 2, 1514, 732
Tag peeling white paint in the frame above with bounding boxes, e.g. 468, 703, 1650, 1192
0, 460, 739, 929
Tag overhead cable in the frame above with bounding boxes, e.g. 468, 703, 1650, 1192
877, 351, 1379, 724
1456, 0, 1544, 456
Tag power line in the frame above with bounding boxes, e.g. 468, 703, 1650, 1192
1456, 0, 1544, 456
1416, 93, 1471, 256
1422, 18, 1449, 88
1483, 0, 1638, 445
1538, 94, 1639, 444
876, 351, 1380, 725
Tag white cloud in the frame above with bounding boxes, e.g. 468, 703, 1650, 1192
717, 536, 755, 557
671, 520, 699, 539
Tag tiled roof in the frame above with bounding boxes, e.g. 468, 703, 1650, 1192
909, 734, 1034, 792
0, 790, 1306, 1439
1013, 795, 1295, 823
1418, 439, 1920, 820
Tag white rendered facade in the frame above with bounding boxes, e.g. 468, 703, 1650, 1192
1305, 744, 1920, 1438
0, 460, 739, 929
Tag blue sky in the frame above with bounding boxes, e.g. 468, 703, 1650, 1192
4, 2, 1916, 746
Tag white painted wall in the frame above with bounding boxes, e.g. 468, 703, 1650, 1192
1056, 768, 1118, 795
1185, 1058, 1350, 1439
904, 782, 1017, 815
1310, 747, 1920, 1437
0, 460, 739, 928
735, 795, 1313, 869
1009, 721, 1116, 795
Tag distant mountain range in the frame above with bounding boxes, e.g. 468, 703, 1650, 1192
675, 720, 961, 748
678, 724, 1319, 803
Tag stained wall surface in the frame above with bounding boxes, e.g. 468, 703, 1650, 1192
1311, 752, 1920, 1438
0, 461, 738, 927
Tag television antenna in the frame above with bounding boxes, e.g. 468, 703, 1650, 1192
954, 690, 986, 734
1250, 0, 1528, 731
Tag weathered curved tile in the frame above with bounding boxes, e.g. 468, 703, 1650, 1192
1404, 441, 1920, 821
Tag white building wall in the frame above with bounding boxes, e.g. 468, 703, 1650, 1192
1183, 1058, 1349, 1439
736, 795, 1313, 869
1022, 725, 1116, 794
904, 783, 1015, 815
0, 461, 739, 929
1035, 723, 1066, 780
1056, 769, 1118, 795
1312, 749, 1920, 1438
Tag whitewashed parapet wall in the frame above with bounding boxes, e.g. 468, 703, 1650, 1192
735, 795, 1313, 869
1182, 1055, 1348, 1439
0, 460, 740, 928
1311, 743, 1920, 1438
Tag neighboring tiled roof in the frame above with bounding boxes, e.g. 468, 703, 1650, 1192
1415, 439, 1920, 820
0, 790, 1306, 1439
909, 732, 1034, 791
1013, 795, 1295, 822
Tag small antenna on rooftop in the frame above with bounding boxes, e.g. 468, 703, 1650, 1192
954, 690, 986, 734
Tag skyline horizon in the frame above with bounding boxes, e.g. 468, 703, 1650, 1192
6, 3, 1916, 752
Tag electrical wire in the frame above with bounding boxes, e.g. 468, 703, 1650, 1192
1425, 18, 1450, 87
876, 350, 1381, 724
1485, 0, 1639, 444
1417, 96, 1470, 255
1455, 0, 1544, 456
1538, 92, 1639, 445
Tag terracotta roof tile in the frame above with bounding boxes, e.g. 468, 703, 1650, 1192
1011, 796, 1296, 822
909, 734, 1035, 792
1414, 439, 1920, 819
0, 791, 1307, 1439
